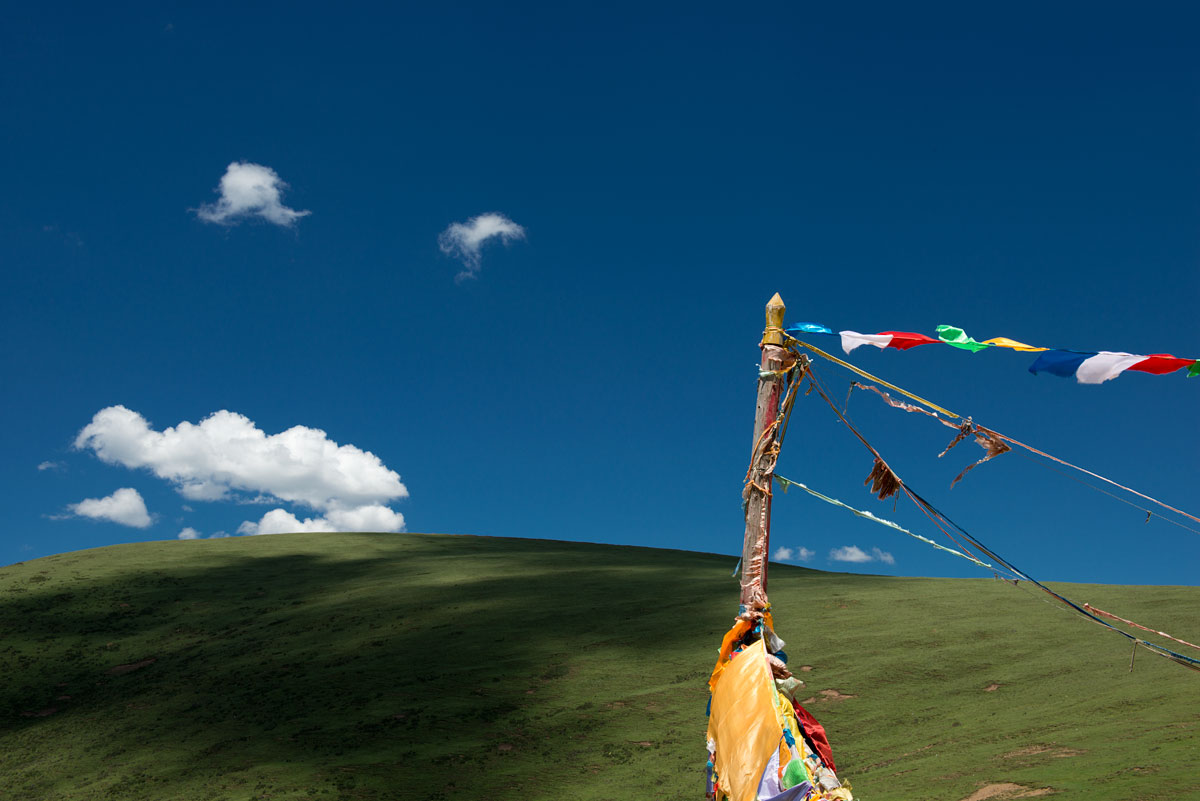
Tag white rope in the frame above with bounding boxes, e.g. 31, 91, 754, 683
773, 474, 994, 570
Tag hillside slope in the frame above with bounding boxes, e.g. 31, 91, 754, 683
1, 533, 1196, 801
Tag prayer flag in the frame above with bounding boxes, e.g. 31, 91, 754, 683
840, 330, 937, 354
1030, 350, 1155, 384
1076, 352, 1150, 384
936, 325, 990, 352
786, 323, 833, 335
877, 331, 939, 350
1125, 354, 1194, 375
840, 331, 893, 354
1029, 350, 1093, 378
982, 337, 1048, 352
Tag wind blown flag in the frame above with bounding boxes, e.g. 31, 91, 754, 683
980, 337, 1048, 353
838, 331, 939, 354
784, 321, 1198, 384
1030, 351, 1198, 384
935, 325, 989, 352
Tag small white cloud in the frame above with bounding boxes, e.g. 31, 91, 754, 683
194, 162, 310, 227
209, 531, 230, 539
238, 503, 405, 536
772, 545, 815, 563
37, 461, 64, 471
829, 545, 873, 563
871, 547, 895, 565
829, 545, 894, 564
438, 212, 526, 281
68, 488, 152, 528
177, 527, 201, 540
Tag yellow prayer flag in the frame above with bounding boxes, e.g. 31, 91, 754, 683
982, 337, 1048, 352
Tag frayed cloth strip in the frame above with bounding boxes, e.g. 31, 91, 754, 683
1082, 603, 1200, 652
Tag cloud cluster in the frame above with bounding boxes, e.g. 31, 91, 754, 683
75, 406, 407, 535
438, 212, 526, 281
195, 162, 310, 227
237, 504, 405, 536
772, 546, 815, 563
69, 488, 152, 528
829, 545, 895, 565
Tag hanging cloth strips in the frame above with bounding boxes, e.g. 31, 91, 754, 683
785, 320, 1199, 382
937, 422, 1012, 487
773, 475, 993, 569
795, 368, 1200, 673
788, 339, 962, 419
840, 355, 1200, 530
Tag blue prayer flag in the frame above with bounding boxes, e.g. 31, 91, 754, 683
1028, 350, 1094, 378
785, 322, 833, 335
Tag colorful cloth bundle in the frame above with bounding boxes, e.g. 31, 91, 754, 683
706, 618, 854, 801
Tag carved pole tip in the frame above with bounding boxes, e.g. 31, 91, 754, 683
763, 293, 786, 345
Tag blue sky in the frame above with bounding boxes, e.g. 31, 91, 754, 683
3, 3, 1197, 585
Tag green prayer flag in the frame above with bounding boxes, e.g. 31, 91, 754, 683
1188, 361, 1200, 378
936, 324, 991, 353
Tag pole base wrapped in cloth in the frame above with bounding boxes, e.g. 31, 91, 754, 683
706, 625, 854, 801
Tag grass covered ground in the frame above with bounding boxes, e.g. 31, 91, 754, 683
1, 533, 1196, 801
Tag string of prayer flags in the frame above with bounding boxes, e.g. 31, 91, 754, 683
784, 320, 1198, 384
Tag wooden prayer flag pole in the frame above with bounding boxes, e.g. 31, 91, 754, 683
739, 293, 795, 613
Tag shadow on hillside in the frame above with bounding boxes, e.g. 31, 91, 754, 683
0, 535, 777, 797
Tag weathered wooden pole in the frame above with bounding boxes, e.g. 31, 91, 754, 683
739, 293, 794, 614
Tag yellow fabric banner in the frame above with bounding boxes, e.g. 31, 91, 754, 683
706, 639, 782, 801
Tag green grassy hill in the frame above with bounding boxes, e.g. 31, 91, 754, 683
1, 533, 1196, 801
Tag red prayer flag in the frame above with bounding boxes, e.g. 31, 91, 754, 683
879, 331, 940, 350
1125, 354, 1193, 375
